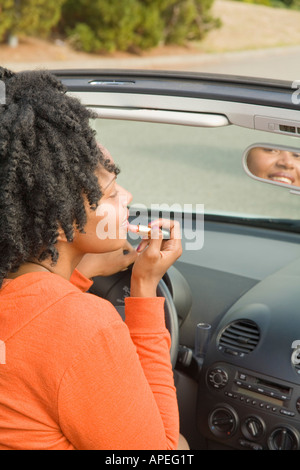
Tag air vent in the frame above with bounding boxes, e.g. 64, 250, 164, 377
294, 364, 300, 373
218, 320, 260, 356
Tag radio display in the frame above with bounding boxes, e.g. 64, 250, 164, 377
235, 386, 284, 407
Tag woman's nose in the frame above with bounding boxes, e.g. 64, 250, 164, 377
277, 152, 295, 168
126, 190, 133, 205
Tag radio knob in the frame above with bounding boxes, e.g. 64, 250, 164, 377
208, 367, 229, 389
242, 416, 265, 440
268, 426, 299, 450
248, 420, 260, 438
208, 405, 238, 438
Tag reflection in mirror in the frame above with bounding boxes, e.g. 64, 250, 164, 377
243, 144, 300, 190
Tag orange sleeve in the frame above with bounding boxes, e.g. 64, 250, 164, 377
69, 268, 94, 292
57, 296, 179, 450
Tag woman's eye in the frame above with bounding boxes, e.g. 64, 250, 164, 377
262, 148, 280, 155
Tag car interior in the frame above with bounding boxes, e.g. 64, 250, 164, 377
55, 70, 300, 450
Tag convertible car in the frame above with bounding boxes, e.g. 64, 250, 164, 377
54, 69, 300, 450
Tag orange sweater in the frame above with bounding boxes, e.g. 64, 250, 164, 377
0, 269, 179, 450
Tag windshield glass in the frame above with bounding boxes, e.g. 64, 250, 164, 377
94, 119, 300, 220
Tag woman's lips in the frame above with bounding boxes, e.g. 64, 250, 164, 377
268, 173, 295, 185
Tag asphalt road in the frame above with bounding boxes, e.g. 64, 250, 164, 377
180, 46, 300, 81
7, 45, 300, 83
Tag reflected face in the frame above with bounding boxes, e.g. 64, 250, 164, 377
247, 147, 300, 187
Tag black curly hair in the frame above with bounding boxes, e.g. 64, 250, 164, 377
0, 67, 119, 288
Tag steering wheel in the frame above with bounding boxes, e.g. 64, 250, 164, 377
88, 268, 179, 368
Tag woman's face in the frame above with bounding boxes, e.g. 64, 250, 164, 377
72, 146, 132, 254
247, 147, 300, 186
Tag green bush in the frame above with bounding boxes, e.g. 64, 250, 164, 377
0, 0, 15, 42
0, 0, 65, 42
0, 0, 220, 52
67, 23, 102, 53
158, 0, 220, 43
60, 0, 220, 53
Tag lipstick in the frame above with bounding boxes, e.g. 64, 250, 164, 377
128, 224, 170, 240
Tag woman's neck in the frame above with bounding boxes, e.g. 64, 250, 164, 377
6, 242, 84, 281
6, 262, 52, 279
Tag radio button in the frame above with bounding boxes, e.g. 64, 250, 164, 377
225, 391, 237, 399
207, 368, 228, 389
239, 439, 263, 450
280, 409, 295, 417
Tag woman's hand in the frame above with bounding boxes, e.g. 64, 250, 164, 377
75, 240, 138, 279
130, 219, 182, 298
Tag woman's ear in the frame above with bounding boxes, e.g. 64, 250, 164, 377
56, 220, 79, 243
56, 227, 68, 243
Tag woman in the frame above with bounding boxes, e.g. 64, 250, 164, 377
0, 67, 184, 450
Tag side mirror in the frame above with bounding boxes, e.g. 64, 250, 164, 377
243, 144, 300, 194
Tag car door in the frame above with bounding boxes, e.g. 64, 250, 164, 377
54, 70, 300, 450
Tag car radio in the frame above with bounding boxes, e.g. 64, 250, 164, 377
232, 372, 291, 409
197, 362, 300, 449
208, 366, 293, 409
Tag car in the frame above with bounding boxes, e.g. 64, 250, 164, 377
53, 69, 300, 450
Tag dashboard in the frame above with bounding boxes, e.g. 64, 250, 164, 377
88, 210, 300, 450
171, 217, 300, 450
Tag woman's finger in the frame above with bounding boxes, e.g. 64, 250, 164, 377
148, 218, 181, 240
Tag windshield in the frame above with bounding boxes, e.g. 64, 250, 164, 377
94, 119, 300, 221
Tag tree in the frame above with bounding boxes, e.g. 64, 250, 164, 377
59, 0, 220, 53
0, 0, 15, 42
59, 0, 162, 53
0, 0, 66, 43
158, 0, 220, 44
